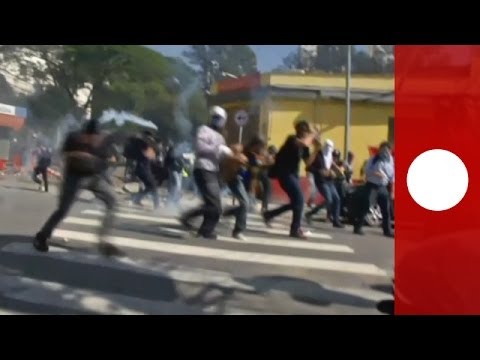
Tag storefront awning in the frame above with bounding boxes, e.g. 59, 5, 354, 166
0, 103, 27, 131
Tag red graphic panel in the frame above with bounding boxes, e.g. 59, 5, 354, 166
396, 45, 480, 314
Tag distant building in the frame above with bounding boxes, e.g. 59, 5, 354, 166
0, 102, 27, 170
209, 71, 394, 181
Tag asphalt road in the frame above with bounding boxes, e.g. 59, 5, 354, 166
0, 177, 393, 315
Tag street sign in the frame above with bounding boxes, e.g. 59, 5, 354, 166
234, 110, 249, 127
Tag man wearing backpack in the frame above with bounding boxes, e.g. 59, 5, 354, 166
33, 119, 122, 257
32, 142, 52, 192
131, 134, 160, 210
164, 141, 184, 206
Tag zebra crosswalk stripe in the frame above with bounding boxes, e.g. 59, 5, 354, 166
51, 229, 388, 277
63, 216, 351, 253
81, 210, 333, 240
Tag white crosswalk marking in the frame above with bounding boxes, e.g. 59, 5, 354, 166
0, 205, 391, 315
64, 216, 350, 253
81, 210, 333, 240
52, 229, 387, 276
0, 309, 26, 315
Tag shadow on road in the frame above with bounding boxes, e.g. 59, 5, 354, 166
235, 275, 377, 310
0, 235, 236, 315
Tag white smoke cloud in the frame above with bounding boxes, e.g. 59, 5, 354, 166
99, 109, 158, 131
173, 77, 201, 139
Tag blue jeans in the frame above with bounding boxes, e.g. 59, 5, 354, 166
167, 169, 182, 204
223, 175, 249, 234
307, 176, 341, 224
264, 174, 304, 234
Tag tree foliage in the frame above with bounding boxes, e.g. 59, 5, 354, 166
281, 45, 394, 74
182, 45, 258, 92
0, 45, 208, 140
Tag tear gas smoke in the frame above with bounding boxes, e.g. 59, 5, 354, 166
99, 110, 158, 131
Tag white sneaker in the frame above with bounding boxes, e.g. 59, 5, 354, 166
232, 232, 247, 241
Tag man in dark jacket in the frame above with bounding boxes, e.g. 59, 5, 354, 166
131, 133, 160, 209
32, 142, 52, 192
33, 119, 122, 257
164, 141, 184, 205
263, 121, 316, 239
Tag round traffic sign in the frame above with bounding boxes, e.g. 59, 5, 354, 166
234, 110, 249, 127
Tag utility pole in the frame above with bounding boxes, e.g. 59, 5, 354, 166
344, 45, 352, 157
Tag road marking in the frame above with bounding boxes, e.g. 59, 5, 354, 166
0, 275, 204, 315
52, 229, 388, 276
0, 243, 389, 311
81, 210, 180, 225
80, 211, 333, 240
64, 217, 349, 253
0, 309, 27, 315
90, 208, 296, 227
217, 235, 352, 253
253, 227, 332, 240
1, 242, 253, 292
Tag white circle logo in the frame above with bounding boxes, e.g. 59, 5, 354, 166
407, 149, 469, 211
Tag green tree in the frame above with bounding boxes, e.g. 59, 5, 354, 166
0, 45, 131, 118
182, 45, 258, 93
0, 45, 208, 140
280, 45, 394, 74
0, 74, 17, 104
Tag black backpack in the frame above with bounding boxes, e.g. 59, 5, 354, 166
123, 137, 142, 160
65, 133, 108, 176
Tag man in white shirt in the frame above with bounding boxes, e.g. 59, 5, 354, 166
179, 106, 245, 240
352, 141, 394, 237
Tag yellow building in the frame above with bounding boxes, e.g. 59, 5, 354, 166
209, 72, 394, 179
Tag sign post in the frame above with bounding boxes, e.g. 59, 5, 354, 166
233, 110, 249, 206
234, 110, 249, 144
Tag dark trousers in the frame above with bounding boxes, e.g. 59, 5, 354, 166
258, 171, 271, 211
38, 171, 116, 241
32, 166, 48, 192
334, 179, 347, 217
353, 182, 393, 235
264, 174, 304, 235
223, 175, 249, 234
133, 163, 159, 209
124, 159, 136, 182
307, 176, 341, 224
182, 169, 222, 237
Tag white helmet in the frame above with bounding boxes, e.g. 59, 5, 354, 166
210, 106, 227, 120
210, 106, 228, 128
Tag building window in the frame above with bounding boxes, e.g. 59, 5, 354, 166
388, 117, 394, 144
